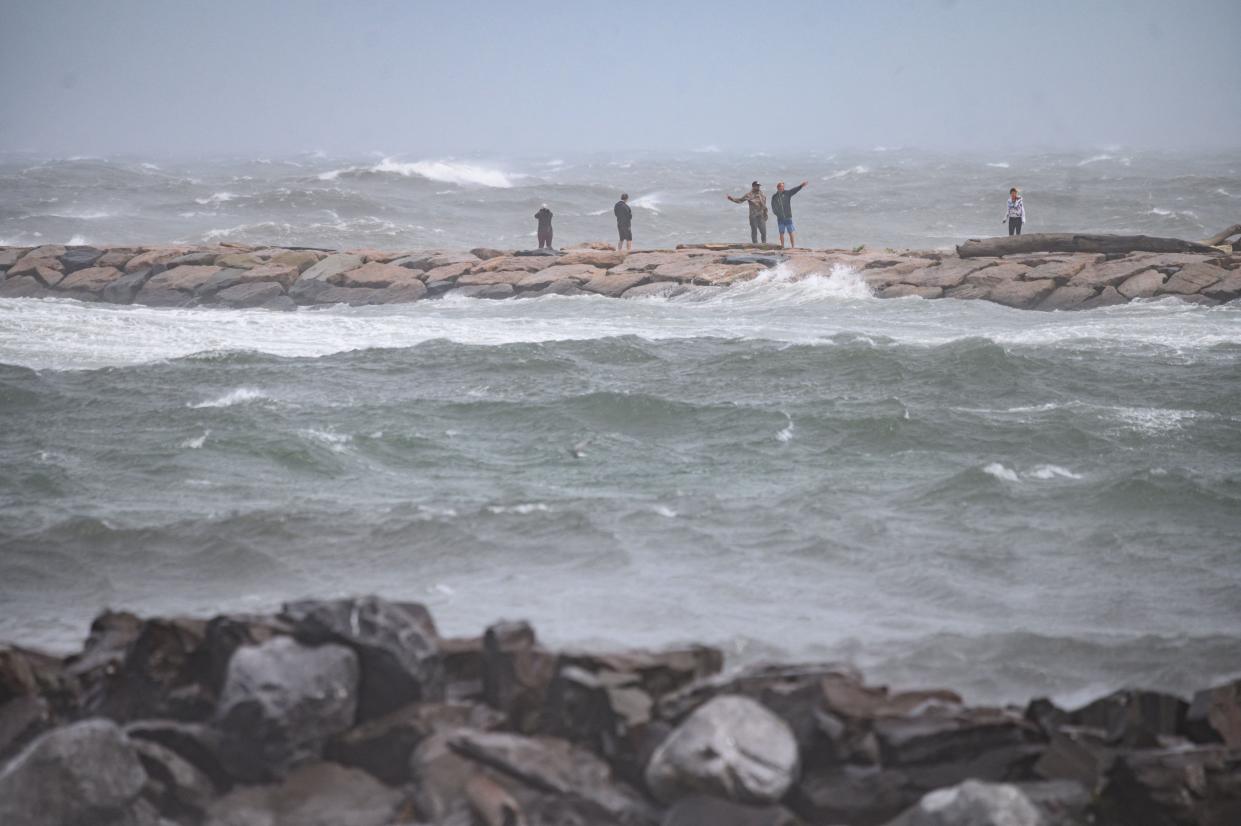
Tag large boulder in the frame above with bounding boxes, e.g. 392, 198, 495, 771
1096, 746, 1241, 826
8, 257, 65, 286
581, 271, 653, 298
1202, 271, 1241, 301
518, 264, 604, 290
131, 736, 218, 823
1037, 285, 1098, 311
60, 246, 103, 273
0, 276, 52, 299
146, 265, 224, 293
451, 283, 514, 299
481, 620, 557, 733
102, 268, 155, 303
645, 694, 800, 804
1117, 269, 1165, 299
215, 281, 286, 308
55, 266, 124, 294
282, 596, 444, 720
1069, 258, 1157, 289
204, 761, 404, 826
882, 779, 1047, 826
289, 253, 364, 302
214, 636, 359, 781
1068, 689, 1187, 748
662, 796, 801, 826
1186, 679, 1241, 746
883, 284, 943, 299
0, 719, 149, 826
327, 261, 422, 289
988, 278, 1057, 309
1161, 262, 1224, 295
124, 247, 192, 273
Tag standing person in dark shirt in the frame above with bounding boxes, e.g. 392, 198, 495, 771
534, 205, 554, 249
770, 180, 807, 249
614, 193, 633, 252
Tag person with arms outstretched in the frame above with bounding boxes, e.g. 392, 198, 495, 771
771, 180, 807, 248
1004, 188, 1025, 236
727, 181, 768, 244
614, 193, 633, 252
535, 204, 554, 249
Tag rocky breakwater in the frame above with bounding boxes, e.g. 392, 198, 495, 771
2, 237, 1238, 311
2, 598, 1239, 826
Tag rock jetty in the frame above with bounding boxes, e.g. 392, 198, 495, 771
2, 598, 1239, 825
1, 235, 1238, 311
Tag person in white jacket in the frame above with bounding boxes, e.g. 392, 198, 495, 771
1004, 188, 1026, 236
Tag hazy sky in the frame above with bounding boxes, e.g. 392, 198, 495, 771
2, 0, 1238, 156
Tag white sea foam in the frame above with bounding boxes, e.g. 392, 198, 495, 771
776, 415, 795, 443
66, 235, 88, 245
1028, 465, 1082, 480
180, 430, 209, 449
486, 503, 551, 515
823, 165, 869, 180
983, 462, 1020, 482
630, 192, 663, 213
371, 158, 515, 187
300, 428, 352, 451
195, 192, 237, 205
652, 505, 677, 518
190, 387, 268, 408
986, 162, 1010, 168
1078, 154, 1115, 166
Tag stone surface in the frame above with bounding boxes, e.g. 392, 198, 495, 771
102, 268, 154, 304
310, 285, 382, 305
582, 271, 653, 298
125, 248, 191, 273
519, 264, 603, 289
215, 281, 286, 308
1096, 746, 1241, 826
0, 276, 53, 298
645, 694, 800, 804
884, 284, 944, 299
456, 269, 531, 287
328, 261, 422, 289
989, 278, 1058, 309
282, 596, 443, 720
1069, 689, 1187, 748
1117, 269, 1166, 299
146, 265, 224, 293
372, 281, 427, 303
1187, 679, 1241, 746
61, 246, 104, 273
452, 283, 514, 299
883, 779, 1047, 826
482, 621, 557, 733
422, 261, 476, 286
270, 249, 324, 272
132, 736, 217, 822
1078, 285, 1126, 309
0, 719, 148, 826
55, 265, 124, 293
662, 796, 800, 826
204, 762, 404, 826
9, 257, 65, 286
1161, 261, 1225, 294
1038, 285, 1098, 311
289, 253, 365, 302
215, 636, 359, 781
133, 287, 195, 307
1070, 257, 1157, 289
623, 282, 689, 299
236, 262, 300, 289
559, 248, 627, 268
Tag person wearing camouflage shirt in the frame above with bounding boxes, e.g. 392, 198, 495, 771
727, 181, 769, 244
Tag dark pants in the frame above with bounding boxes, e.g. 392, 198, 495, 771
750, 215, 767, 244
538, 229, 553, 248
1008, 217, 1023, 236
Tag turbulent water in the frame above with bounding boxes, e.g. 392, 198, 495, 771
1, 148, 1239, 251
2, 150, 1240, 706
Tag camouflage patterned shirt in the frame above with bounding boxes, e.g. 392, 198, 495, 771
732, 189, 768, 220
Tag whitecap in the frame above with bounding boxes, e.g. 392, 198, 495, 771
371, 158, 515, 188
189, 387, 268, 408
1028, 465, 1082, 480
66, 235, 88, 245
1077, 154, 1115, 166
983, 462, 1020, 482
822, 165, 869, 180
630, 192, 663, 213
300, 428, 352, 452
777, 414, 795, 443
652, 505, 677, 518
485, 503, 551, 515
180, 430, 209, 449
194, 192, 237, 205
986, 162, 1010, 168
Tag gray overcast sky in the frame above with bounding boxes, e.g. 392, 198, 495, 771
1, 0, 1238, 156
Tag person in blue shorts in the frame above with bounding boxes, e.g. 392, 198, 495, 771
771, 180, 807, 248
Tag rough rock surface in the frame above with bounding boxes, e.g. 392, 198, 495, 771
645, 694, 800, 804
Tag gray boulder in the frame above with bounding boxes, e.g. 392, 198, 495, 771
61, 246, 104, 273
102, 268, 154, 303
282, 596, 443, 719
215, 636, 359, 781
0, 719, 149, 826
663, 796, 800, 826
452, 283, 514, 299
882, 780, 1046, 826
215, 281, 286, 308
289, 253, 364, 302
204, 761, 404, 826
645, 694, 800, 804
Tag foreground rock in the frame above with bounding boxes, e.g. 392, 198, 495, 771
1, 599, 1239, 825
3, 239, 1237, 312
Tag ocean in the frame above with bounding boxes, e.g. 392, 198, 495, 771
1, 149, 1239, 707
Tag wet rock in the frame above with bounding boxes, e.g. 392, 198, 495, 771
269, 249, 324, 272
422, 261, 476, 287
1022, 256, 1098, 283
530, 278, 586, 297
194, 267, 250, 297
84, 616, 211, 723
9, 256, 65, 286
215, 281, 286, 308
623, 282, 689, 299
909, 259, 999, 289
0, 695, 51, 762
944, 282, 993, 300
260, 295, 298, 311
1068, 689, 1187, 748
518, 263, 603, 289
409, 729, 485, 821
326, 700, 502, 784
470, 247, 509, 260
289, 252, 364, 302
582, 271, 653, 297
125, 247, 192, 273
1078, 285, 1126, 309
371, 281, 427, 303
103, 268, 155, 303
610, 251, 695, 273
874, 706, 1033, 768
790, 763, 916, 826
1038, 285, 1098, 310
125, 719, 232, 791
146, 265, 225, 293
662, 796, 801, 826
473, 254, 552, 273
724, 253, 784, 267
1202, 271, 1241, 301
215, 636, 359, 781
883, 284, 943, 299
882, 779, 1048, 826
645, 694, 800, 804
482, 620, 557, 733
55, 265, 124, 293
328, 261, 423, 289
559, 248, 626, 268
282, 596, 443, 719
650, 258, 729, 281
1096, 746, 1241, 826
235, 262, 300, 289
0, 247, 29, 269
449, 728, 657, 824
311, 285, 382, 305
204, 762, 405, 826
133, 286, 195, 307
0, 275, 53, 298
60, 246, 103, 272
1117, 269, 1166, 298
1070, 257, 1157, 289
515, 247, 562, 257
542, 664, 660, 784
215, 251, 273, 269
457, 269, 531, 287
560, 646, 723, 700
166, 251, 220, 267
97, 249, 137, 269
989, 278, 1058, 308
1161, 261, 1225, 294
1187, 679, 1241, 746
132, 736, 217, 822
1032, 727, 1113, 789
0, 719, 149, 826
453, 283, 515, 299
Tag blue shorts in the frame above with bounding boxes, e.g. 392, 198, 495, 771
778, 218, 795, 233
